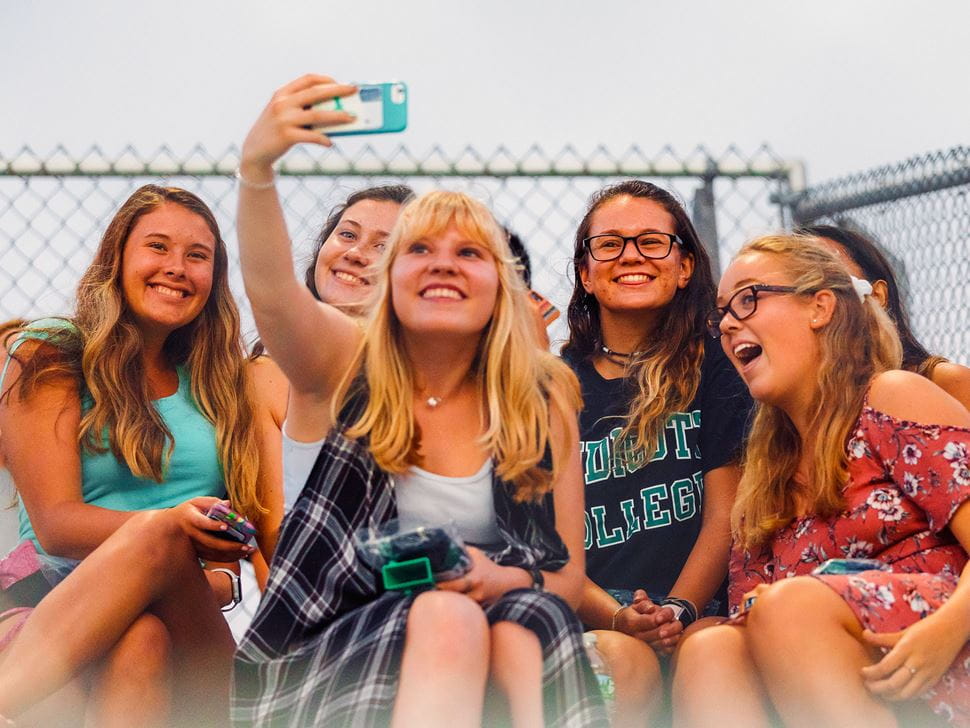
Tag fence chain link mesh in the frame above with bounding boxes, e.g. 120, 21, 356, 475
0, 143, 793, 347
789, 146, 970, 365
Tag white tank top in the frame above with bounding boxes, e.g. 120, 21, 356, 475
394, 459, 502, 546
281, 422, 325, 513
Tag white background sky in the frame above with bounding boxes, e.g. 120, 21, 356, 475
3, 0, 968, 183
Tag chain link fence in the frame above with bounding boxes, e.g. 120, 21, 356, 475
786, 146, 970, 365
0, 144, 795, 346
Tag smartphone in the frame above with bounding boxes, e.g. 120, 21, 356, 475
811, 558, 890, 575
529, 290, 561, 327
205, 502, 257, 544
313, 82, 408, 136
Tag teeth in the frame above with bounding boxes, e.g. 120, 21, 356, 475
422, 287, 462, 300
617, 274, 651, 283
334, 271, 366, 285
151, 285, 186, 299
733, 342, 763, 364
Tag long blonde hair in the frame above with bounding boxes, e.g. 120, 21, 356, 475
1, 185, 263, 516
732, 234, 902, 548
337, 190, 581, 502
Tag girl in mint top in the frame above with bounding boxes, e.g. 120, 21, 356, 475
0, 185, 278, 727
1, 321, 224, 551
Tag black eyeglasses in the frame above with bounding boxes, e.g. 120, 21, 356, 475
582, 232, 680, 261
705, 284, 799, 338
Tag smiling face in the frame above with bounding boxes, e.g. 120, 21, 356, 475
313, 198, 402, 309
120, 202, 216, 340
716, 251, 824, 410
579, 196, 694, 326
389, 224, 500, 341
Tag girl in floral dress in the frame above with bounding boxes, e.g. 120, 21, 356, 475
672, 234, 970, 727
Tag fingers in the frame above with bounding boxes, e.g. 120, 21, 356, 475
437, 574, 486, 604
861, 628, 904, 649
194, 532, 255, 563
644, 619, 684, 654
275, 73, 339, 97
860, 637, 907, 681
287, 82, 357, 110
864, 662, 930, 701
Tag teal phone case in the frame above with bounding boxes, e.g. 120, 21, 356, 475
328, 82, 408, 137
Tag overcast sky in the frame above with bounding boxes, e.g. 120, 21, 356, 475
3, 0, 968, 184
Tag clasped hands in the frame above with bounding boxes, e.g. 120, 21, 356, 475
613, 589, 684, 655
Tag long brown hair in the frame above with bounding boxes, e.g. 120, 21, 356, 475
2, 185, 263, 516
799, 224, 945, 376
562, 180, 716, 458
731, 235, 902, 548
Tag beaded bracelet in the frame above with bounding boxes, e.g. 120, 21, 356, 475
234, 167, 276, 190
610, 604, 626, 631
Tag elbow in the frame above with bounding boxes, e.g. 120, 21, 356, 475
555, 562, 585, 610
32, 523, 79, 560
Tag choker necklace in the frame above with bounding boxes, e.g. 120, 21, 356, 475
600, 344, 643, 360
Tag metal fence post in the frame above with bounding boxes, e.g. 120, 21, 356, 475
692, 166, 719, 272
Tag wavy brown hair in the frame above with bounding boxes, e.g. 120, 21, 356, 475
799, 224, 945, 377
1, 185, 263, 516
337, 190, 582, 502
562, 180, 716, 458
731, 235, 902, 548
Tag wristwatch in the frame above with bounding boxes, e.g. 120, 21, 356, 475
210, 568, 242, 612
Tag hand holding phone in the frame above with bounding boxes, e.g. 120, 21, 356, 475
205, 502, 257, 545
309, 82, 408, 137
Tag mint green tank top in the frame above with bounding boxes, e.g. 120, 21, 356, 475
1, 320, 224, 551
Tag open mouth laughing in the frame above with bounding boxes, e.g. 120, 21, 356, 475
733, 342, 763, 366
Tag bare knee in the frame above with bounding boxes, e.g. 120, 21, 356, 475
104, 613, 172, 680
111, 511, 193, 573
747, 576, 855, 647
406, 591, 489, 668
489, 622, 541, 677
673, 624, 747, 697
592, 629, 661, 695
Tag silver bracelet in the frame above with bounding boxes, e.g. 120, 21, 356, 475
234, 167, 276, 190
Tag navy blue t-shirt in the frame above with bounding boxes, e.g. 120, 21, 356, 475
566, 340, 752, 599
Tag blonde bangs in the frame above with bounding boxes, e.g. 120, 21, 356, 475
342, 190, 581, 501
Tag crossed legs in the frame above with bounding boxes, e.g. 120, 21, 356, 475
0, 511, 234, 726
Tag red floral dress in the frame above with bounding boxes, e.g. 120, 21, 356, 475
730, 404, 970, 725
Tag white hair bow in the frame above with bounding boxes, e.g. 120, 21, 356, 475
850, 275, 873, 302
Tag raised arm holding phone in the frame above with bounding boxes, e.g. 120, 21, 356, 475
232, 75, 607, 727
